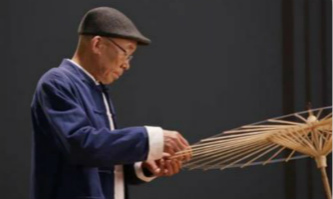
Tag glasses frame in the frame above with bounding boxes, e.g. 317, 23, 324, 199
104, 37, 133, 61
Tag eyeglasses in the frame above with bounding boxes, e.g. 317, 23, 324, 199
104, 37, 133, 61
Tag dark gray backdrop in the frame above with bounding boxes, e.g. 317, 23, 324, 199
0, 0, 331, 199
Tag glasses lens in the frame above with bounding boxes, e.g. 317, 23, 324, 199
127, 55, 133, 61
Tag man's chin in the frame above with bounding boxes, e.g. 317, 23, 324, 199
100, 77, 115, 85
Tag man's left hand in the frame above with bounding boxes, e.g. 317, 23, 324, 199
142, 158, 183, 177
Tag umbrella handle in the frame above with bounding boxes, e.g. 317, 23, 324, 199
320, 167, 331, 199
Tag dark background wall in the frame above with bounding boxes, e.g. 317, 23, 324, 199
0, 0, 331, 199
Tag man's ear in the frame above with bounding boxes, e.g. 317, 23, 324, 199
91, 36, 103, 55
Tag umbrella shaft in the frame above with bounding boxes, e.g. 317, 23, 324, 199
320, 167, 332, 199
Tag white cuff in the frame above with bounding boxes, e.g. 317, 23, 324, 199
134, 162, 156, 182
144, 126, 164, 161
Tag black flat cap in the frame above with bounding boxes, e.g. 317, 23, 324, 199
78, 7, 151, 45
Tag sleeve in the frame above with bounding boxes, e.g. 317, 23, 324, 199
123, 127, 164, 184
123, 162, 156, 185
134, 162, 156, 182
35, 75, 157, 167
145, 126, 164, 161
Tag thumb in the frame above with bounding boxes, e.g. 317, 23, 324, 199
162, 152, 171, 158
147, 161, 161, 175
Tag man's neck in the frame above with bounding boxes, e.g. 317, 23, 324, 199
71, 53, 99, 81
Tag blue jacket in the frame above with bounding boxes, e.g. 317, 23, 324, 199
31, 59, 150, 199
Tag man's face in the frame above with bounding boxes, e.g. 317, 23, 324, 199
96, 37, 137, 84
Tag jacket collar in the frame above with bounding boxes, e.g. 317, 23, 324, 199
59, 59, 111, 93
60, 59, 100, 85
59, 59, 114, 112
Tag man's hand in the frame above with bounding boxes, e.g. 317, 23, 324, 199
142, 157, 183, 177
141, 130, 192, 178
163, 130, 191, 161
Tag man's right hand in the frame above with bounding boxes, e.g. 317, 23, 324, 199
163, 130, 191, 161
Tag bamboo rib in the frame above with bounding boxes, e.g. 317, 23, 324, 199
241, 145, 280, 168
200, 142, 273, 170
197, 131, 270, 145
223, 127, 290, 134
286, 130, 309, 148
196, 140, 270, 167
219, 143, 276, 170
285, 150, 296, 162
269, 133, 318, 157
207, 155, 308, 169
183, 109, 330, 166
317, 129, 324, 151
175, 107, 332, 199
320, 131, 330, 143
316, 109, 323, 119
314, 129, 321, 148
263, 146, 286, 165
200, 106, 331, 141
173, 132, 274, 158
182, 109, 331, 167
185, 139, 268, 169
185, 132, 274, 155
241, 124, 292, 129
294, 113, 308, 122
173, 133, 268, 158
289, 131, 316, 151
182, 142, 255, 160
322, 138, 332, 155
187, 137, 263, 157
205, 128, 275, 138
267, 119, 303, 125
321, 112, 332, 121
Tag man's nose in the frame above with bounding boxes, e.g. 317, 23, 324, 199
121, 62, 130, 70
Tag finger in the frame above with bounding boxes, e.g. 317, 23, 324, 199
178, 134, 190, 147
162, 152, 171, 158
174, 140, 189, 160
165, 160, 173, 176
174, 132, 189, 149
175, 150, 189, 162
175, 135, 189, 151
178, 145, 192, 162
176, 159, 182, 170
168, 140, 188, 162
171, 160, 180, 174
165, 144, 176, 155
147, 161, 161, 175
170, 138, 185, 154
158, 159, 166, 176
170, 140, 183, 153
184, 147, 193, 161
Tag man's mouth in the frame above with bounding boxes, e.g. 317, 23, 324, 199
113, 71, 121, 78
